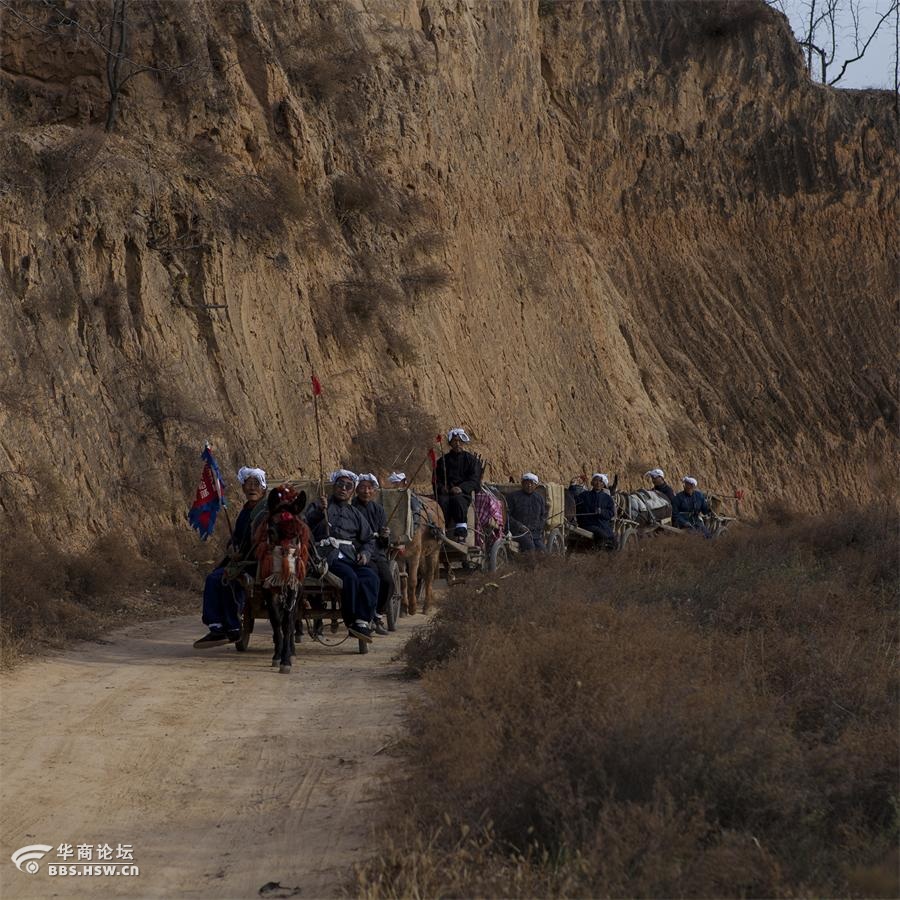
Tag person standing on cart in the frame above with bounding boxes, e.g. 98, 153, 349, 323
575, 473, 616, 550
306, 470, 380, 642
506, 472, 547, 554
434, 428, 482, 543
353, 473, 392, 635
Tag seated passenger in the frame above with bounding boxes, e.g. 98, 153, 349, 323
353, 473, 391, 635
434, 428, 482, 542
506, 472, 547, 554
645, 467, 676, 502
305, 470, 380, 642
672, 476, 712, 536
387, 472, 408, 488
575, 473, 615, 549
194, 466, 266, 649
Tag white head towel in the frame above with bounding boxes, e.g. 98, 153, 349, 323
447, 428, 471, 443
331, 469, 359, 485
357, 473, 380, 488
591, 473, 609, 487
522, 472, 540, 484
237, 466, 267, 490
388, 472, 407, 484
682, 476, 698, 486
645, 468, 665, 479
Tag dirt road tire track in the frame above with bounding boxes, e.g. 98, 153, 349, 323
1, 613, 419, 899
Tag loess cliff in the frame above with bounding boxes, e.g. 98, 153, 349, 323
0, 0, 896, 545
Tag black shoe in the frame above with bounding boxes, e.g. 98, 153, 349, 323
193, 631, 229, 649
349, 621, 374, 643
453, 527, 468, 542
226, 630, 241, 643
372, 616, 389, 636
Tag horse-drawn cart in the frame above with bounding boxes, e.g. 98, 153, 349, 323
234, 480, 404, 657
435, 485, 518, 581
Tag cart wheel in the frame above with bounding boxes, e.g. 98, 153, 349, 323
547, 528, 565, 556
617, 529, 634, 552
358, 638, 369, 655
235, 604, 254, 651
489, 540, 508, 572
386, 560, 402, 632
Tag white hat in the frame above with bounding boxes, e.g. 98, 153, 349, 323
591, 473, 609, 486
682, 476, 698, 486
357, 473, 380, 488
237, 466, 267, 490
330, 469, 358, 485
522, 472, 539, 484
388, 472, 406, 484
645, 468, 665, 479
447, 428, 471, 443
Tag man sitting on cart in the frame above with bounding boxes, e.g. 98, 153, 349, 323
645, 467, 676, 502
506, 472, 547, 553
434, 427, 482, 543
353, 473, 391, 636
306, 470, 380, 642
193, 466, 266, 649
575, 473, 616, 550
672, 476, 712, 536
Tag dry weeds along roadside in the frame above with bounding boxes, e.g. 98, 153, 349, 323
0, 529, 204, 668
355, 507, 899, 899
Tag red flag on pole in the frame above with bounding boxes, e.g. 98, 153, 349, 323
428, 448, 437, 469
311, 374, 322, 396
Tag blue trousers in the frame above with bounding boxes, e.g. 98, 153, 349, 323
514, 531, 546, 553
202, 567, 245, 633
329, 558, 379, 626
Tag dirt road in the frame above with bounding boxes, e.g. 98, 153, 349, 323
0, 613, 419, 899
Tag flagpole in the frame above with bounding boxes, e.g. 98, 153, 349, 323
205, 440, 233, 541
311, 375, 330, 537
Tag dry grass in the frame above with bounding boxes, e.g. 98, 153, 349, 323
357, 506, 899, 898
0, 528, 203, 668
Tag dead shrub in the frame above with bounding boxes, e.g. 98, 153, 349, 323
348, 395, 438, 474
332, 278, 403, 325
384, 330, 419, 367
223, 170, 308, 240
184, 137, 230, 178
359, 507, 900, 898
332, 174, 392, 225
140, 528, 202, 590
400, 265, 451, 296
699, 0, 774, 39
39, 127, 105, 198
66, 534, 151, 605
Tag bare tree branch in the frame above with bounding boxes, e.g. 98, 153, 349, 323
828, 1, 898, 84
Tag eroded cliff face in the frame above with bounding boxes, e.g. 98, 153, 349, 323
0, 0, 896, 544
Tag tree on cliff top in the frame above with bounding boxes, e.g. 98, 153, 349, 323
767, 0, 899, 89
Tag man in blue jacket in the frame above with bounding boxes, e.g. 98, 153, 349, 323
575, 473, 616, 549
194, 466, 267, 649
306, 470, 380, 642
672, 476, 711, 536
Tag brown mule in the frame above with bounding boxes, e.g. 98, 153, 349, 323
405, 495, 444, 616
